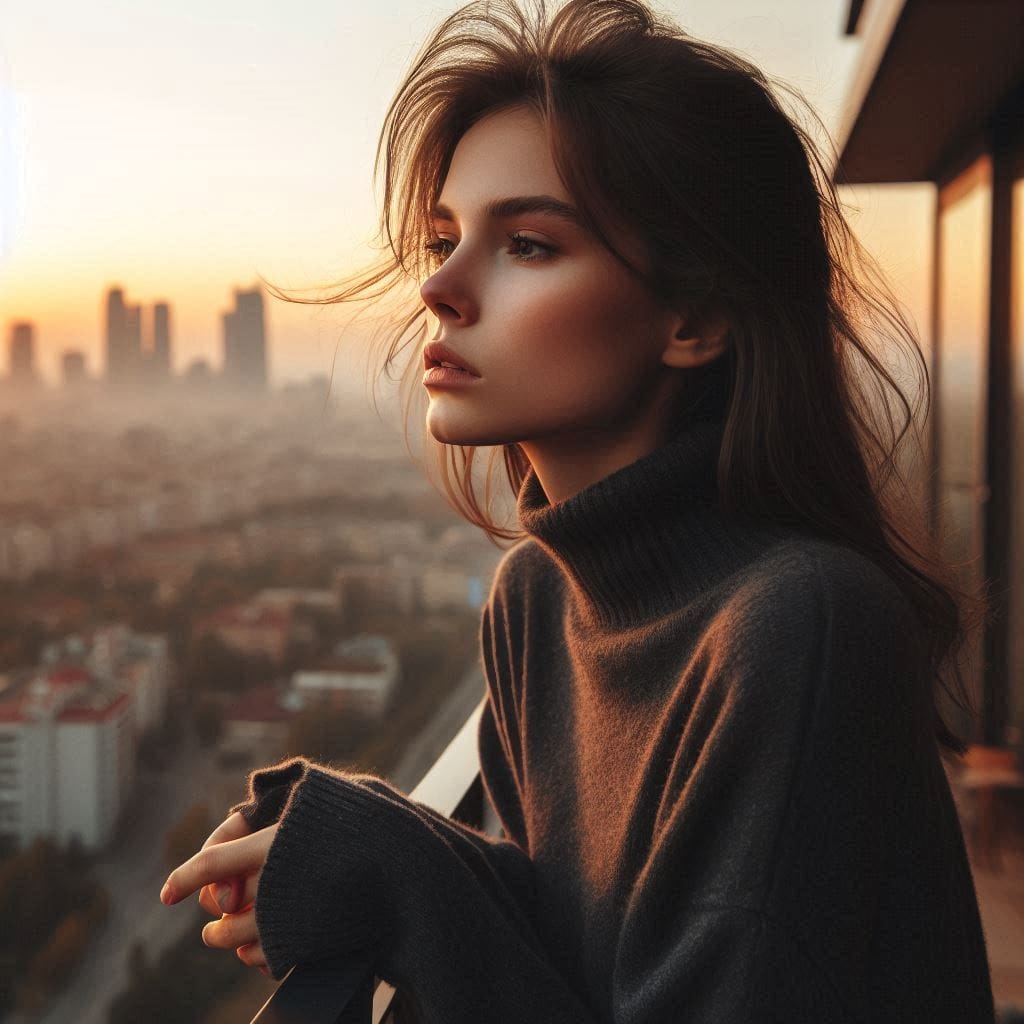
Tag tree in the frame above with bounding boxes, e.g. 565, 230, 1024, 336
0, 836, 109, 1016
20, 911, 90, 1004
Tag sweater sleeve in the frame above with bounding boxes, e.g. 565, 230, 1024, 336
248, 751, 601, 1020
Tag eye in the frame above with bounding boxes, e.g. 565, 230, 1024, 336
423, 237, 454, 265
506, 232, 552, 262
423, 233, 554, 266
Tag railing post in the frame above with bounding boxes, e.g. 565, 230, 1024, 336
248, 951, 376, 1024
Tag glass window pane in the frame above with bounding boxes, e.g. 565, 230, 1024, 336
935, 157, 992, 742
937, 161, 991, 489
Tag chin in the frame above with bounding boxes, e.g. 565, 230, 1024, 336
424, 414, 506, 448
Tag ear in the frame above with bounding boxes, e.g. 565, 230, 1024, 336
661, 308, 731, 370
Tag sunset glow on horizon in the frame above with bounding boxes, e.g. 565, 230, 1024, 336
0, 0, 934, 388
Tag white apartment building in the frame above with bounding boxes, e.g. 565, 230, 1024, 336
0, 672, 133, 852
0, 625, 169, 852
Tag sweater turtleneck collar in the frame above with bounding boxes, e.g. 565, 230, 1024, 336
515, 417, 780, 629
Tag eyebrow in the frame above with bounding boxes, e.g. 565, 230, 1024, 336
430, 194, 584, 227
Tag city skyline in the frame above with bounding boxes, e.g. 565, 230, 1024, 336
0, 1, 935, 389
4, 282, 270, 390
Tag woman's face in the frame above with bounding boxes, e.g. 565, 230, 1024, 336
419, 103, 691, 494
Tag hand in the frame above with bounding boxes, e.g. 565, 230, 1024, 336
160, 810, 280, 976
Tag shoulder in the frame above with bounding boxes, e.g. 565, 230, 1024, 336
708, 535, 921, 680
726, 534, 915, 630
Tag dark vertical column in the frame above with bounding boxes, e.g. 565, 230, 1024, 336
928, 179, 942, 537
981, 85, 1024, 747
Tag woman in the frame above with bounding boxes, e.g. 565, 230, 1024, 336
160, 0, 997, 1019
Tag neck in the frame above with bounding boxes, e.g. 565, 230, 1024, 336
516, 417, 786, 629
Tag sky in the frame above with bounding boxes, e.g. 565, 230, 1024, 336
0, 0, 934, 390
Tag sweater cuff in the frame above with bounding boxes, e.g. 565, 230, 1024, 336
254, 766, 395, 980
227, 757, 309, 833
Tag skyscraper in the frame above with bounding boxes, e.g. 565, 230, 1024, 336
124, 303, 142, 379
152, 302, 171, 379
8, 322, 37, 387
221, 286, 268, 392
105, 287, 145, 386
105, 287, 127, 383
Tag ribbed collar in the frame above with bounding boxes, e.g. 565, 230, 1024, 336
516, 417, 782, 629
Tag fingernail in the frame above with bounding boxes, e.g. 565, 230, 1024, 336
216, 885, 231, 911
160, 882, 173, 905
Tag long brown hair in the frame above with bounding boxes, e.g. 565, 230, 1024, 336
261, 0, 990, 757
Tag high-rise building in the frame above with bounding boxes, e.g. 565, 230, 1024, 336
221, 286, 268, 391
105, 286, 127, 383
152, 301, 171, 379
61, 350, 88, 388
105, 287, 144, 386
8, 322, 36, 386
124, 303, 142, 378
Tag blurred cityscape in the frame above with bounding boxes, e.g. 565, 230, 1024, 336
0, 289, 505, 1021
5, 283, 270, 396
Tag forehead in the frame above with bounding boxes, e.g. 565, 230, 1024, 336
438, 105, 571, 208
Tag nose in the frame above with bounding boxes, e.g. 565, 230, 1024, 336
420, 261, 478, 329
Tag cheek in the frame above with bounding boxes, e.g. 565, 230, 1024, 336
507, 274, 640, 369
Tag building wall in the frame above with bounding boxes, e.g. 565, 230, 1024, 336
55, 723, 102, 848
0, 728, 22, 848
52, 702, 133, 851
18, 720, 57, 848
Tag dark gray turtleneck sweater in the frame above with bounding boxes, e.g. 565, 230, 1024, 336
228, 416, 995, 1022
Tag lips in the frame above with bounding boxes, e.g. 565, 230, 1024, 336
423, 341, 479, 376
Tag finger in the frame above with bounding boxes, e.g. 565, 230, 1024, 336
201, 811, 252, 851
201, 907, 258, 951
199, 872, 258, 917
237, 941, 267, 969
199, 875, 239, 917
162, 824, 276, 905
233, 873, 259, 912
199, 884, 218, 918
